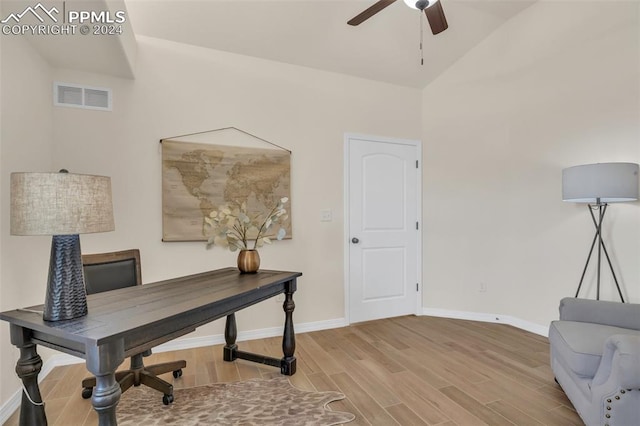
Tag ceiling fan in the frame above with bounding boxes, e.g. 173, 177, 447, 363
348, 0, 448, 35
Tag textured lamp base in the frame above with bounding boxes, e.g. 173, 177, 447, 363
43, 234, 88, 321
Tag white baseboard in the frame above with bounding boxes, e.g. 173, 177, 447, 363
421, 308, 549, 337
152, 316, 349, 353
0, 316, 348, 423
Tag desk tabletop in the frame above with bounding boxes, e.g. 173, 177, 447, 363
0, 268, 301, 351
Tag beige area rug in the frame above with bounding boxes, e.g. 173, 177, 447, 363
117, 376, 355, 425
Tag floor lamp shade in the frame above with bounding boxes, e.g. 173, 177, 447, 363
562, 162, 639, 203
10, 172, 115, 321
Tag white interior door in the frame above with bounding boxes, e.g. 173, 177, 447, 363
346, 134, 420, 324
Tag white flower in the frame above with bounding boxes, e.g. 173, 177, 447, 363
205, 198, 289, 251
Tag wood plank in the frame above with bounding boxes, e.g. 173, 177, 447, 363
297, 332, 345, 375
439, 386, 515, 426
342, 328, 405, 374
332, 351, 400, 408
390, 370, 488, 426
487, 400, 544, 426
307, 372, 370, 426
3, 316, 584, 426
386, 403, 429, 425
365, 366, 451, 425
330, 371, 400, 425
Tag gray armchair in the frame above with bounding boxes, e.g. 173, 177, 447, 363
549, 297, 640, 425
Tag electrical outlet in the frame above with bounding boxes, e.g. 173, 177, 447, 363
275, 294, 285, 303
479, 282, 487, 292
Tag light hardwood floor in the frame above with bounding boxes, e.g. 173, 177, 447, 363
4, 316, 583, 425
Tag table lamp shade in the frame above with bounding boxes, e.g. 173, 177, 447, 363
562, 162, 639, 203
11, 172, 114, 235
10, 171, 115, 321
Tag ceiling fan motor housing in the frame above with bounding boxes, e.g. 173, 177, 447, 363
415, 0, 430, 10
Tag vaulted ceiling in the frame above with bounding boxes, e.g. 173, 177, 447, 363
5, 0, 536, 88
125, 0, 535, 88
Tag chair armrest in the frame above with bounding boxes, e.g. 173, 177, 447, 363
592, 334, 640, 388
558, 298, 640, 330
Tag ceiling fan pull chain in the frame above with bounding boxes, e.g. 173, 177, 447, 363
420, 10, 424, 65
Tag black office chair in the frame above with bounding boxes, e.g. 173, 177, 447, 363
80, 249, 187, 405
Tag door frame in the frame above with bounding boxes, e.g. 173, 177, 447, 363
343, 133, 423, 325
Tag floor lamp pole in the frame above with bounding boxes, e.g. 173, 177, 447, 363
575, 201, 625, 302
596, 202, 603, 300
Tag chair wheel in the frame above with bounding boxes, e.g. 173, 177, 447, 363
162, 393, 174, 405
173, 369, 183, 378
82, 387, 93, 399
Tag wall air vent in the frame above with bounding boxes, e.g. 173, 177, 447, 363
54, 82, 112, 111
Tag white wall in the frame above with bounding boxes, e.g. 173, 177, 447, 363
51, 35, 421, 326
0, 34, 421, 409
421, 1, 640, 325
0, 35, 55, 404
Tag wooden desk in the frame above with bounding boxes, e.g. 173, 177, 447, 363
0, 268, 302, 426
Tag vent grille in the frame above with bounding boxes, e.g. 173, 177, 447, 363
54, 82, 111, 111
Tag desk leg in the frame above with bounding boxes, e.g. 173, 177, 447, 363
10, 325, 47, 426
223, 313, 238, 361
220, 280, 297, 375
281, 280, 297, 375
86, 341, 124, 426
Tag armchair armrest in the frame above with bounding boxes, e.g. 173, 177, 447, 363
592, 334, 640, 388
558, 298, 640, 331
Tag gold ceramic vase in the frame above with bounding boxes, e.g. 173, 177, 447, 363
237, 249, 260, 273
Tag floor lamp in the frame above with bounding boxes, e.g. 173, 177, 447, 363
10, 170, 115, 321
562, 162, 639, 302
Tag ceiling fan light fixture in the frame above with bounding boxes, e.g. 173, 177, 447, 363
403, 0, 438, 10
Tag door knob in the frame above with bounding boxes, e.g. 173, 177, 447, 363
351, 237, 360, 244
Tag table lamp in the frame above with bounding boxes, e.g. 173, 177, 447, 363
562, 162, 639, 301
10, 170, 115, 321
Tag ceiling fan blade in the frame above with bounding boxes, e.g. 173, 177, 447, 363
425, 0, 448, 35
348, 0, 397, 26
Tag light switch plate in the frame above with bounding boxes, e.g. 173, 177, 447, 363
320, 209, 333, 222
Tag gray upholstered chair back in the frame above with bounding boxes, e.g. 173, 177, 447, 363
82, 249, 142, 295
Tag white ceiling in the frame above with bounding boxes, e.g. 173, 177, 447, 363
124, 0, 535, 88
5, 0, 536, 88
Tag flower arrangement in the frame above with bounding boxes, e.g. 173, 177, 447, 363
205, 197, 289, 251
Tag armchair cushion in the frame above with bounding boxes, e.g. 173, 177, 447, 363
558, 297, 640, 330
549, 320, 640, 377
592, 334, 640, 388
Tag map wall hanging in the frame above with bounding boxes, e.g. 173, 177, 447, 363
161, 129, 291, 242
